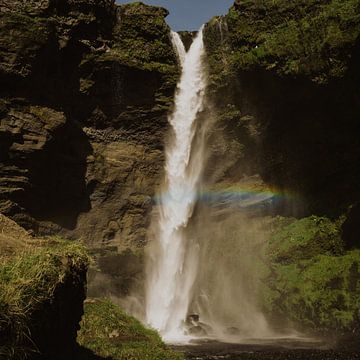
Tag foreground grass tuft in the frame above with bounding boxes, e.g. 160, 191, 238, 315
78, 299, 183, 360
0, 238, 90, 359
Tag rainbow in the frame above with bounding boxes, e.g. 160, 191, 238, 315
153, 183, 296, 209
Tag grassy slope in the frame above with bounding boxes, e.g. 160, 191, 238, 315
78, 299, 183, 360
263, 216, 360, 334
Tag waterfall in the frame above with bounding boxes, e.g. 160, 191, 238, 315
145, 26, 273, 344
145, 28, 207, 341
170, 31, 186, 66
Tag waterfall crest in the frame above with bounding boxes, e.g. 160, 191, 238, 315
145, 29, 207, 341
170, 31, 186, 66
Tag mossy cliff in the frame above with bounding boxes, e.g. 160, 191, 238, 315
204, 0, 360, 221
202, 0, 360, 339
1, 0, 360, 347
0, 0, 178, 249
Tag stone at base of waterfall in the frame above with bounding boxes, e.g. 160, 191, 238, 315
188, 314, 199, 324
185, 314, 213, 337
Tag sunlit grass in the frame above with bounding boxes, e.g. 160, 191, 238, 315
0, 238, 90, 359
78, 299, 184, 360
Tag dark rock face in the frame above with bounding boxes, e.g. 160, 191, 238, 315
178, 31, 197, 51
204, 0, 360, 222
0, 103, 92, 231
342, 204, 360, 250
30, 261, 88, 360
0, 0, 178, 250
87, 247, 144, 314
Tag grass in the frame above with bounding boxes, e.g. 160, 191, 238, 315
78, 299, 184, 360
0, 238, 90, 359
263, 215, 360, 334
268, 216, 344, 263
0, 12, 53, 77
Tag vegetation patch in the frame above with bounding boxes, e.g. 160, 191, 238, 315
268, 216, 344, 263
110, 2, 178, 75
0, 238, 90, 359
263, 215, 360, 335
78, 298, 184, 360
205, 0, 360, 84
0, 12, 53, 77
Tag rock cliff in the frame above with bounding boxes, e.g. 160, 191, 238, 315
203, 0, 360, 337
1, 0, 360, 342
204, 0, 360, 232
0, 0, 178, 251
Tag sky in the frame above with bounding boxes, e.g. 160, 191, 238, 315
116, 0, 234, 31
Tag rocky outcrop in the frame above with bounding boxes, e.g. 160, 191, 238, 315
0, 0, 178, 251
0, 217, 90, 360
178, 31, 197, 51
0, 213, 32, 255
0, 103, 91, 231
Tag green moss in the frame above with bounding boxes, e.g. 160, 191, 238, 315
263, 215, 360, 334
0, 238, 90, 358
206, 0, 360, 84
78, 299, 183, 360
268, 215, 344, 263
109, 2, 177, 74
0, 12, 53, 77
266, 251, 360, 332
95, 48, 177, 75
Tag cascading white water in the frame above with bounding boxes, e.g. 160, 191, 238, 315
170, 31, 186, 66
145, 28, 207, 341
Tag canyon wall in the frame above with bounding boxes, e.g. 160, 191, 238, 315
203, 0, 360, 337
1, 0, 360, 340
0, 0, 179, 252
204, 0, 360, 239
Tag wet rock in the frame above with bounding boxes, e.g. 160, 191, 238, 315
185, 314, 214, 337
188, 314, 200, 323
178, 31, 197, 51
